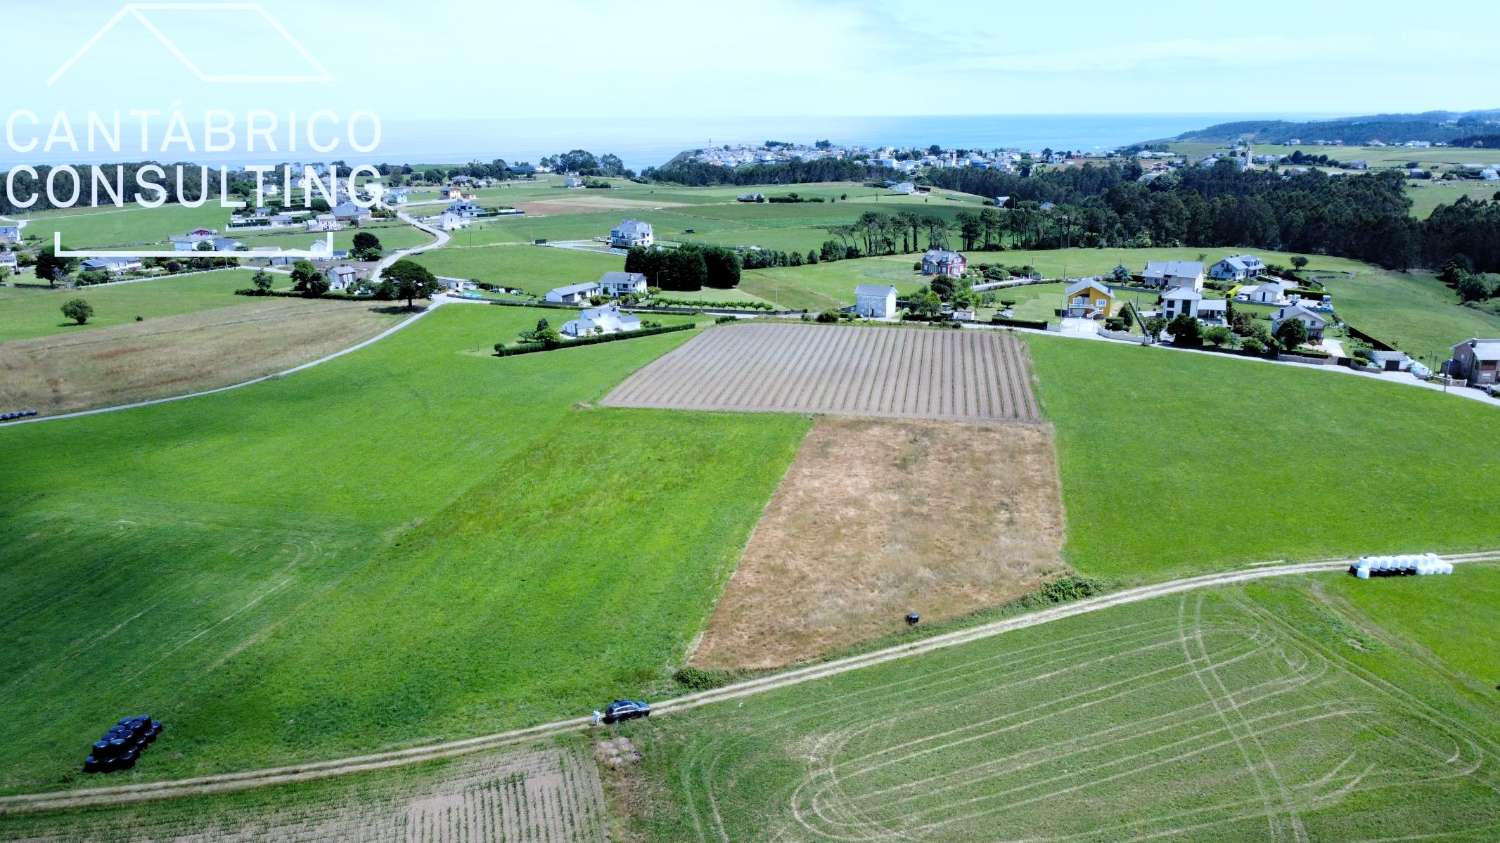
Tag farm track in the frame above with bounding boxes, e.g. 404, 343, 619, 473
602, 323, 1042, 423
3, 549, 1496, 815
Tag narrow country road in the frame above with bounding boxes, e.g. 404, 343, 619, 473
3, 549, 1495, 814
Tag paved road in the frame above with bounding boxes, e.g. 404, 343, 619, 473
369, 208, 450, 283
4, 549, 1494, 814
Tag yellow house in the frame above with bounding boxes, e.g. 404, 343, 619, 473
1062, 278, 1114, 318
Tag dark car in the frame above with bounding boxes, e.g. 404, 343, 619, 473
602, 699, 650, 724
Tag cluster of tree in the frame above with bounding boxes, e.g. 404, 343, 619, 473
352, 231, 383, 261
1452, 134, 1500, 149
539, 150, 631, 178
824, 209, 962, 256
645, 157, 898, 187
1283, 150, 1342, 167
1171, 111, 1499, 145
624, 244, 742, 291
1439, 255, 1499, 303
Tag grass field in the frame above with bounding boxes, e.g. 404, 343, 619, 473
411, 243, 625, 294
0, 269, 262, 341
622, 567, 1500, 841
0, 304, 809, 794
1306, 265, 1500, 367
1404, 179, 1500, 218
1026, 333, 1500, 581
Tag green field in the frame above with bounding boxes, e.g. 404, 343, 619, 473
622, 567, 1500, 841
1404, 179, 1500, 218
1027, 333, 1500, 581
1304, 264, 1500, 367
412, 243, 625, 294
0, 304, 809, 793
0, 269, 262, 341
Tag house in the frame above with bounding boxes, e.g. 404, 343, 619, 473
564, 176, 584, 188
332, 201, 371, 223
383, 188, 410, 205
438, 212, 470, 232
308, 240, 350, 261
1208, 255, 1266, 282
1143, 260, 1204, 291
325, 264, 358, 291
1062, 278, 1114, 318
305, 214, 342, 232
447, 200, 483, 218
1272, 304, 1328, 342
81, 256, 142, 275
597, 271, 648, 297
562, 304, 641, 338
920, 249, 967, 278
0, 224, 23, 245
1245, 278, 1289, 305
210, 237, 243, 252
441, 186, 468, 200
854, 284, 898, 319
0, 251, 20, 274
890, 182, 916, 195
170, 228, 220, 251
993, 195, 1011, 208
441, 277, 477, 293
609, 219, 654, 249
1446, 338, 1500, 387
544, 281, 602, 304
1160, 287, 1226, 324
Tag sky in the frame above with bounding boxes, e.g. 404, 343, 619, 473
9, 0, 1499, 121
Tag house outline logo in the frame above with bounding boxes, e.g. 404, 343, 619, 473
49, 2, 333, 87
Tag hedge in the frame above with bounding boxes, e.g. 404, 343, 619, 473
990, 316, 1049, 330
493, 322, 695, 357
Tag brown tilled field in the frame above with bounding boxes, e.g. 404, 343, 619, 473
4, 745, 609, 843
690, 417, 1066, 670
600, 323, 1040, 423
0, 300, 404, 416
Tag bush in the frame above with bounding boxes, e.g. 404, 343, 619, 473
1021, 575, 1107, 608
816, 309, 840, 323
1241, 338, 1266, 355
989, 316, 1048, 329
672, 666, 737, 691
493, 322, 694, 357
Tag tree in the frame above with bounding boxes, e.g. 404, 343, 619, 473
523, 318, 562, 347
1167, 314, 1202, 347
1144, 315, 1167, 341
1290, 256, 1309, 271
384, 259, 440, 308
1456, 272, 1492, 303
908, 288, 942, 318
1111, 263, 1131, 283
35, 246, 77, 287
251, 269, 274, 294
1203, 325, 1233, 347
700, 245, 742, 289
290, 260, 327, 297
61, 298, 93, 325
1274, 317, 1309, 351
352, 231, 383, 261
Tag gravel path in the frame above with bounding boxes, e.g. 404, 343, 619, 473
3, 550, 1494, 815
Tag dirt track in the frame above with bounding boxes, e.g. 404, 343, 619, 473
3, 550, 1495, 815
602, 323, 1041, 423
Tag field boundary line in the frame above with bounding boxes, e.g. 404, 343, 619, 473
2, 551, 1497, 813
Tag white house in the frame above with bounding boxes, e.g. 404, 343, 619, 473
1161, 287, 1226, 324
325, 264, 358, 291
609, 220, 654, 249
0, 224, 23, 245
170, 227, 220, 251
1245, 278, 1289, 305
854, 284, 898, 319
544, 281, 602, 304
308, 240, 350, 261
598, 271, 648, 297
332, 201, 372, 223
890, 182, 916, 195
441, 277, 477, 293
562, 304, 641, 338
438, 212, 470, 232
1272, 304, 1329, 342
0, 251, 18, 273
1144, 260, 1204, 291
81, 256, 142, 275
306, 215, 342, 232
1208, 255, 1266, 282
447, 200, 484, 218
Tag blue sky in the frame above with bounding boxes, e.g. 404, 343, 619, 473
8, 0, 1500, 122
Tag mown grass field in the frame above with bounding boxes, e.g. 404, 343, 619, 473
1026, 333, 1500, 581
412, 243, 625, 294
0, 304, 809, 793
0, 269, 262, 341
1405, 179, 1500, 218
621, 567, 1500, 841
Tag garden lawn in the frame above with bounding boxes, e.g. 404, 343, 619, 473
0, 269, 262, 341
1026, 333, 1500, 581
0, 304, 809, 793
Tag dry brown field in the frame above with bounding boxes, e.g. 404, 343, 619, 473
690, 417, 1066, 670
601, 323, 1040, 423
0, 300, 404, 416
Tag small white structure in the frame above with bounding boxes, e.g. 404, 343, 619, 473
562, 304, 640, 338
890, 181, 916, 195
0, 251, 18, 273
564, 176, 584, 188
441, 277, 477, 293
325, 265, 358, 291
545, 281, 602, 304
332, 201, 372, 223
447, 200, 484, 218
1160, 287, 1225, 324
609, 219, 654, 249
1246, 278, 1289, 305
0, 224, 24, 245
305, 214, 342, 232
439, 212, 469, 232
854, 284, 898, 319
598, 271, 648, 298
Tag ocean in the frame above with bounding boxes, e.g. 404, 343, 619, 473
375, 113, 1319, 172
